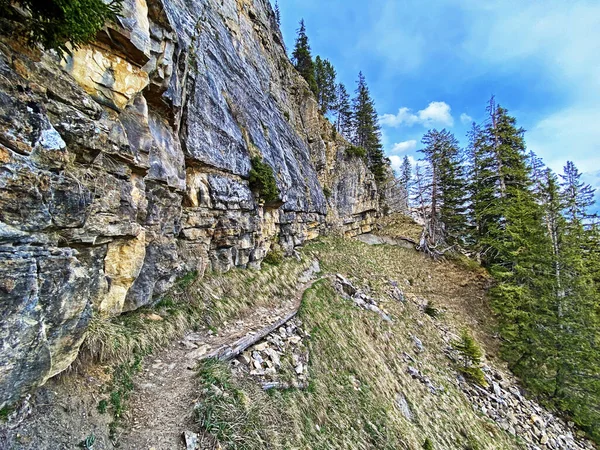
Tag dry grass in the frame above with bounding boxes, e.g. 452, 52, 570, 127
377, 214, 424, 241
305, 236, 498, 354
192, 236, 522, 449
81, 255, 312, 365
195, 358, 287, 449
74, 225, 521, 450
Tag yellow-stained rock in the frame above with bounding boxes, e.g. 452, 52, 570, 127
63, 46, 149, 110
100, 231, 147, 316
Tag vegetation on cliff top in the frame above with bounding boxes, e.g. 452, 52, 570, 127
291, 19, 390, 182
0, 0, 122, 57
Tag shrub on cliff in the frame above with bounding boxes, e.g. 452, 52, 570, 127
345, 146, 366, 159
249, 156, 280, 204
0, 0, 122, 57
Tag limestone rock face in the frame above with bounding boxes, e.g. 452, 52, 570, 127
0, 0, 383, 406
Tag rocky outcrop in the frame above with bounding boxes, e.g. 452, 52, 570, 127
0, 0, 382, 406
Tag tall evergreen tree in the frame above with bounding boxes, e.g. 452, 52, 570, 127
334, 83, 352, 138
466, 97, 600, 440
467, 98, 531, 264
412, 163, 432, 224
314, 56, 337, 114
538, 168, 600, 436
528, 150, 546, 197
399, 155, 412, 190
274, 0, 281, 25
560, 161, 596, 222
420, 129, 468, 245
291, 19, 318, 95
397, 155, 412, 210
352, 72, 388, 182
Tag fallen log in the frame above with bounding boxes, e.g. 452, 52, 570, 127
203, 309, 300, 361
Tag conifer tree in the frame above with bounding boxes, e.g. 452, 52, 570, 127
465, 98, 600, 439
412, 163, 432, 226
539, 168, 600, 435
352, 72, 388, 182
467, 98, 531, 264
420, 129, 468, 244
291, 19, 318, 95
274, 0, 281, 25
560, 161, 596, 222
334, 83, 353, 138
452, 328, 487, 386
399, 155, 412, 191
528, 151, 546, 197
314, 56, 337, 114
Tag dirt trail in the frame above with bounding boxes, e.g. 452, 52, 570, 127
117, 277, 320, 450
0, 263, 322, 450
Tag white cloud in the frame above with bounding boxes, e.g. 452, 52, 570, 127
381, 102, 454, 128
389, 155, 403, 173
391, 140, 417, 154
526, 106, 600, 176
418, 102, 454, 127
381, 108, 418, 127
460, 113, 473, 125
389, 154, 418, 175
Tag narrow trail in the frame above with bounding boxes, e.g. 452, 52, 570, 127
117, 276, 323, 450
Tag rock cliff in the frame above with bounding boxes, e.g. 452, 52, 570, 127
0, 0, 382, 406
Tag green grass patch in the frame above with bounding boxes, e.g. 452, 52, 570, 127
0, 405, 13, 422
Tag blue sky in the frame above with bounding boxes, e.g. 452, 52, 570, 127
275, 0, 600, 200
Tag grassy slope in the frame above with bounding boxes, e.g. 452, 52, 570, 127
194, 237, 523, 450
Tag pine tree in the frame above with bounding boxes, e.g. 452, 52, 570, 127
466, 122, 495, 254
467, 98, 531, 265
291, 19, 318, 96
412, 163, 433, 227
274, 0, 281, 25
560, 161, 596, 223
462, 97, 600, 441
539, 168, 600, 435
399, 155, 412, 190
452, 328, 486, 386
314, 56, 337, 114
334, 83, 352, 138
420, 129, 468, 245
528, 151, 546, 197
352, 72, 388, 182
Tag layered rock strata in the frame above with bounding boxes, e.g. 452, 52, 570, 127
0, 0, 382, 405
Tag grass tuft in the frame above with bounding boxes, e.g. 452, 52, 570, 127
195, 359, 285, 449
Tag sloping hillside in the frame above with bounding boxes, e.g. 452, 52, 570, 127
1, 218, 594, 449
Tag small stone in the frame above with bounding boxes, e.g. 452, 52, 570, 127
395, 393, 413, 421
183, 431, 198, 450
265, 348, 281, 367
295, 363, 304, 375
412, 335, 424, 353
540, 434, 549, 445
253, 342, 269, 352
288, 336, 302, 345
